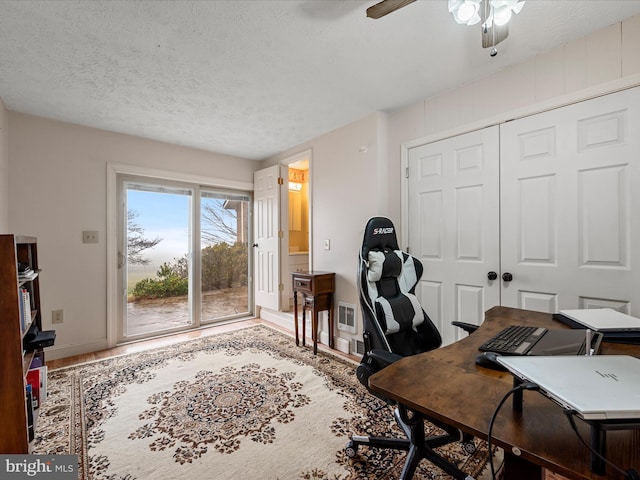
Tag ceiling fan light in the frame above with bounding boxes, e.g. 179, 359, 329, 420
489, 0, 515, 8
511, 1, 525, 15
449, 0, 481, 25
449, 0, 524, 54
490, 0, 526, 17
457, 3, 477, 22
448, 0, 464, 13
493, 5, 512, 26
467, 11, 481, 25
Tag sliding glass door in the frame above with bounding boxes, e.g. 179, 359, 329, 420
200, 189, 251, 323
124, 181, 194, 338
118, 176, 251, 342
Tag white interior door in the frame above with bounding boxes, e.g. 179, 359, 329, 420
407, 126, 501, 345
500, 87, 640, 314
253, 165, 281, 311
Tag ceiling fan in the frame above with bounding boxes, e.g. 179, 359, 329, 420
366, 0, 416, 19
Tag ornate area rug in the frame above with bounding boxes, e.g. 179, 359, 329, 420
33, 324, 491, 479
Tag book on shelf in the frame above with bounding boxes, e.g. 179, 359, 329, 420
38, 366, 47, 403
18, 288, 24, 331
26, 365, 47, 408
20, 287, 32, 332
25, 386, 35, 442
26, 368, 40, 409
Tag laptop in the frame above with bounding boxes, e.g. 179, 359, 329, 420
497, 355, 640, 420
479, 325, 603, 356
559, 308, 640, 332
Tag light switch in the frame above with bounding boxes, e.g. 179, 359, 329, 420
324, 239, 330, 250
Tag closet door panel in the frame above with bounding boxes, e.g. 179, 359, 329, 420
578, 165, 627, 268
408, 126, 500, 345
500, 86, 640, 315
518, 174, 556, 264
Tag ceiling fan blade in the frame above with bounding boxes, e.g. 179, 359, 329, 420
366, 0, 417, 19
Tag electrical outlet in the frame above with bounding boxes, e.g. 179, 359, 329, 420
52, 309, 64, 324
83, 231, 99, 244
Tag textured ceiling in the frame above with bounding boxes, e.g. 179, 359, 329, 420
1, 1, 640, 160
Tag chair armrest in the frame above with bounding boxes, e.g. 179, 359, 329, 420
369, 349, 403, 368
451, 321, 479, 334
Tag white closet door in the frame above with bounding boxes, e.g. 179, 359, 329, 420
408, 126, 500, 345
500, 87, 640, 315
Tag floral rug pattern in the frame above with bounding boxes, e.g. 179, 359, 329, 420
33, 324, 491, 479
129, 364, 311, 462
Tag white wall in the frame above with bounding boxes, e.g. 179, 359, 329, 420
0, 98, 8, 232
386, 14, 640, 224
8, 112, 257, 359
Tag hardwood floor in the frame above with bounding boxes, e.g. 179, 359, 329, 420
45, 318, 358, 369
46, 318, 262, 369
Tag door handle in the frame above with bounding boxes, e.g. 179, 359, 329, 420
487, 271, 498, 281
502, 272, 513, 282
252, 243, 258, 248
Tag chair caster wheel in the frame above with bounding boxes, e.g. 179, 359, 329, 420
345, 440, 358, 458
462, 440, 477, 454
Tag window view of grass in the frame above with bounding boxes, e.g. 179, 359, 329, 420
125, 185, 250, 336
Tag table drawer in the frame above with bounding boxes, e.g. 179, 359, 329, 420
293, 277, 312, 293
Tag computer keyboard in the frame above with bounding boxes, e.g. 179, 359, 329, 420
479, 325, 544, 355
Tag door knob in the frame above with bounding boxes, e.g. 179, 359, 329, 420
252, 243, 258, 248
502, 272, 513, 282
487, 271, 498, 281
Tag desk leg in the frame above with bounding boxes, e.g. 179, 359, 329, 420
503, 452, 543, 480
512, 377, 523, 412
589, 423, 606, 474
293, 291, 299, 346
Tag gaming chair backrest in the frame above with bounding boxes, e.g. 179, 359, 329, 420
358, 217, 442, 356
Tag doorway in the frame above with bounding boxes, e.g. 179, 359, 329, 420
116, 175, 252, 343
283, 153, 311, 312
252, 151, 312, 320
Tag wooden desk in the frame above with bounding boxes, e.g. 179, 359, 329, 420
368, 306, 640, 480
292, 271, 335, 354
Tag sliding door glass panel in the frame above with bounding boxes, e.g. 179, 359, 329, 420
200, 189, 251, 322
126, 183, 193, 337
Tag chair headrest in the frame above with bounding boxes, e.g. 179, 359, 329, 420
361, 216, 399, 258
367, 250, 402, 282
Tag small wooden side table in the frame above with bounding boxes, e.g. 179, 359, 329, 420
292, 271, 335, 354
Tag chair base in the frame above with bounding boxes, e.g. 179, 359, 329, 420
346, 406, 476, 480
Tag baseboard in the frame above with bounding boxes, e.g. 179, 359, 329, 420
335, 336, 350, 354
260, 307, 357, 357
259, 307, 295, 331
45, 339, 108, 361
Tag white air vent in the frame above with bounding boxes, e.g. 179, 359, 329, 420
337, 302, 357, 333
351, 338, 365, 355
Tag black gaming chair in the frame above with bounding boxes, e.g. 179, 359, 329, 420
345, 216, 478, 480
